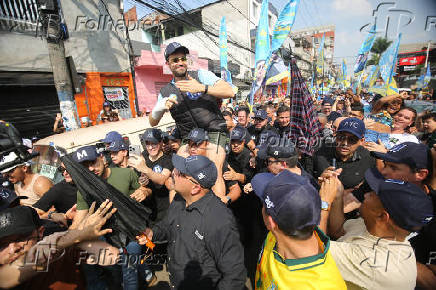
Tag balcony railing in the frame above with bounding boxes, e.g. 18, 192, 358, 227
0, 0, 40, 32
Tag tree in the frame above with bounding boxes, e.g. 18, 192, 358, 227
366, 37, 392, 66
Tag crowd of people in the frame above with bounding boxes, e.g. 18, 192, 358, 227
0, 42, 435, 290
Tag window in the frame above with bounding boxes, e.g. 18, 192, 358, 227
252, 2, 259, 21
177, 26, 184, 36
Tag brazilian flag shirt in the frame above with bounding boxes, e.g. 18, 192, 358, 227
255, 228, 346, 290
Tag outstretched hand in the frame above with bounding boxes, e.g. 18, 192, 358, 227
128, 155, 150, 174
78, 200, 117, 241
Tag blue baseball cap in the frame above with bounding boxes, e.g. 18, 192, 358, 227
168, 128, 181, 140
103, 101, 110, 107
0, 188, 27, 211
252, 170, 321, 233
141, 128, 163, 143
73, 145, 99, 163
254, 110, 268, 120
257, 130, 280, 147
0, 206, 41, 239
101, 131, 123, 143
258, 144, 297, 160
172, 154, 217, 189
365, 168, 434, 232
327, 111, 342, 123
187, 128, 209, 145
322, 98, 334, 106
107, 139, 128, 152
371, 142, 431, 170
337, 117, 365, 139
164, 42, 189, 60
230, 126, 247, 141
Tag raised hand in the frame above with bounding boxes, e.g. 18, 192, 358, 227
175, 75, 205, 94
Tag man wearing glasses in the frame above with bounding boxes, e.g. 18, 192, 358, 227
137, 155, 246, 290
149, 42, 235, 145
149, 42, 234, 198
310, 118, 375, 191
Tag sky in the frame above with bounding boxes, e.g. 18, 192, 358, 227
124, 0, 436, 73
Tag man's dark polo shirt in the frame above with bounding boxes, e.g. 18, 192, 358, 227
227, 147, 253, 185
151, 191, 246, 290
311, 144, 376, 189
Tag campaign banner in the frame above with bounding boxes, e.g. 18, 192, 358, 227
399, 55, 425, 66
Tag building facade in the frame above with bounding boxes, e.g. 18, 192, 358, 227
396, 42, 435, 88
132, 0, 278, 105
0, 0, 136, 137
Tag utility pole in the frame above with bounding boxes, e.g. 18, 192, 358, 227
36, 0, 79, 130
124, 14, 140, 117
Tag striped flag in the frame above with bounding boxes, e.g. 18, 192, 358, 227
354, 24, 377, 73
249, 0, 270, 105
316, 34, 325, 74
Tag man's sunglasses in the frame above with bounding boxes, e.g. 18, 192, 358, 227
172, 169, 199, 185
169, 56, 187, 64
58, 166, 67, 174
266, 159, 281, 165
336, 134, 359, 145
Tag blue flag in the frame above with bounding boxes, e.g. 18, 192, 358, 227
249, 0, 270, 105
261, 0, 299, 98
423, 64, 431, 88
341, 59, 348, 87
270, 0, 299, 52
364, 65, 377, 87
379, 33, 402, 86
316, 34, 325, 74
354, 24, 376, 73
219, 17, 233, 85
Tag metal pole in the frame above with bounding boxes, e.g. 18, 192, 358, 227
124, 14, 140, 117
38, 5, 79, 130
425, 41, 431, 69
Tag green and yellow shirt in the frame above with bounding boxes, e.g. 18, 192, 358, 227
255, 228, 346, 290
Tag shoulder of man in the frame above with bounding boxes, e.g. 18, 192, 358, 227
203, 193, 236, 228
314, 143, 334, 158
110, 167, 137, 178
356, 145, 373, 158
197, 69, 220, 86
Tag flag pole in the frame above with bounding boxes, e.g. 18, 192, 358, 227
425, 41, 431, 69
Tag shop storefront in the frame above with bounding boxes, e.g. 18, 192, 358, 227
74, 72, 137, 125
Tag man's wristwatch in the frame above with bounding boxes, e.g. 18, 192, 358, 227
321, 200, 330, 211
204, 85, 209, 94
48, 210, 56, 219
226, 196, 232, 206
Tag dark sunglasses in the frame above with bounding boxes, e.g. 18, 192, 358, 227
266, 159, 281, 165
57, 166, 67, 174
169, 56, 187, 64
336, 134, 359, 145
173, 169, 199, 185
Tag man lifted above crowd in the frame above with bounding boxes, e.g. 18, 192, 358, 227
148, 42, 235, 196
